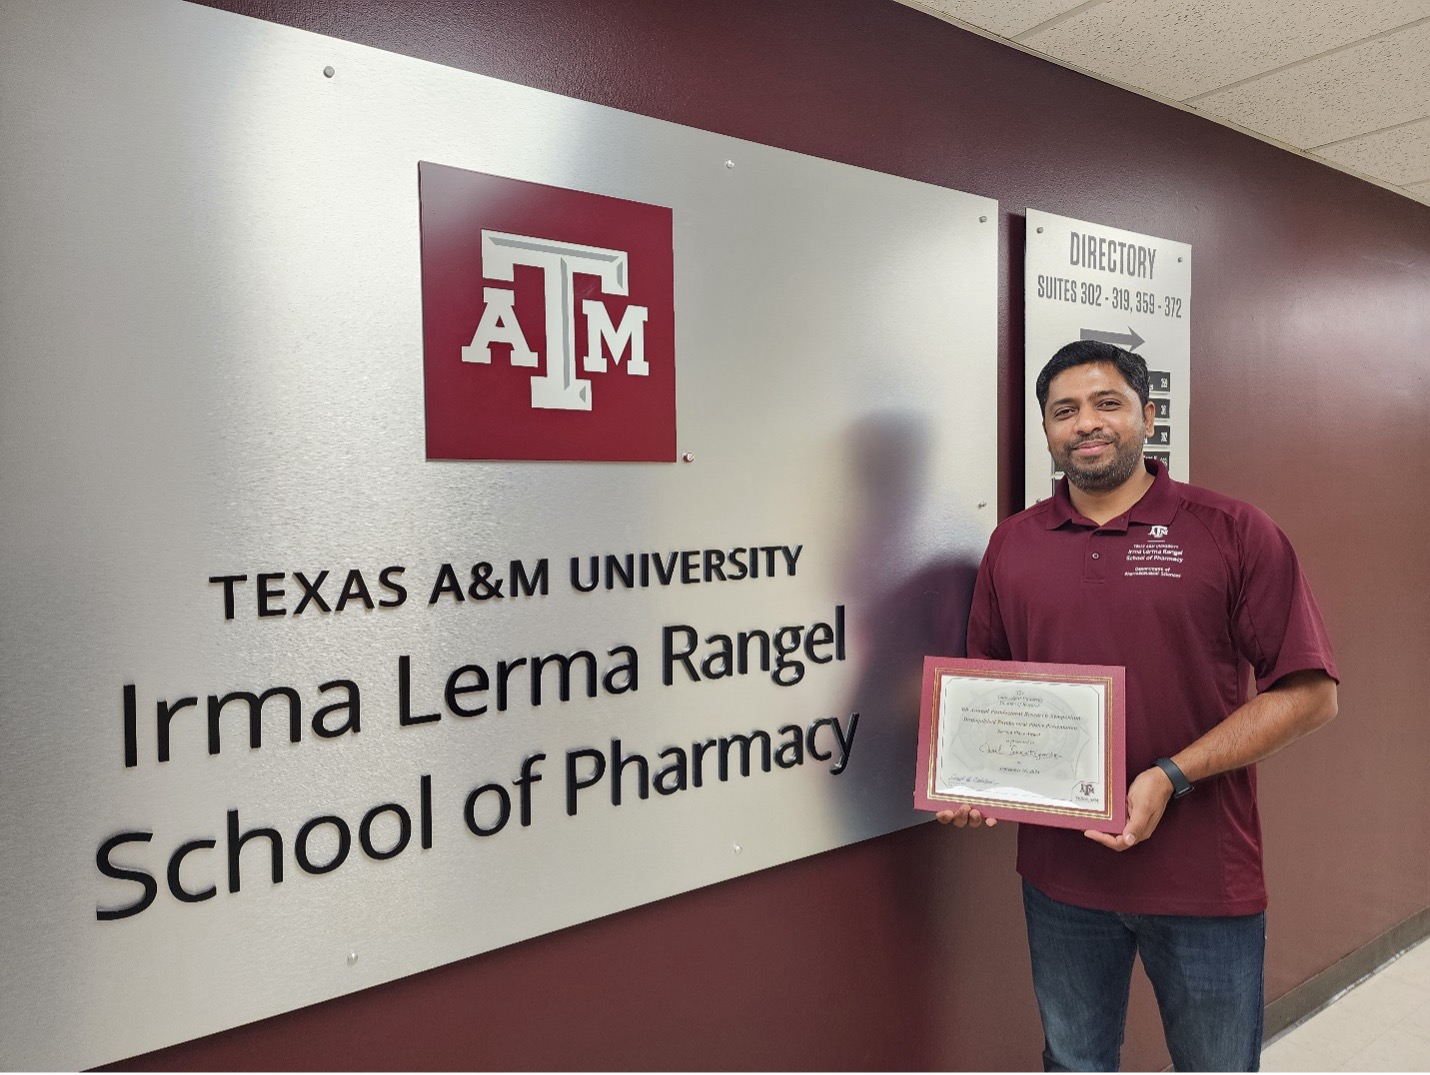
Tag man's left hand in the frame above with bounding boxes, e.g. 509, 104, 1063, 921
1084, 765, 1174, 851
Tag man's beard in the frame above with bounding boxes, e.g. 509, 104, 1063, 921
1055, 432, 1145, 493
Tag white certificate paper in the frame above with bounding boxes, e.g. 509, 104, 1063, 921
915, 657, 1126, 831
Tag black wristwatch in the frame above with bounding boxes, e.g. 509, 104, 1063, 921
1154, 757, 1195, 798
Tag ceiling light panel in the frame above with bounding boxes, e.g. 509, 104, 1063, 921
1190, 19, 1430, 147
1020, 0, 1430, 101
916, 0, 1087, 39
1314, 118, 1430, 185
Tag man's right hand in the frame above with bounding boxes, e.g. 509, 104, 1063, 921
935, 806, 998, 827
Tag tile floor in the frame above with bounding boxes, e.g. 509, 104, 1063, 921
1262, 938, 1430, 1071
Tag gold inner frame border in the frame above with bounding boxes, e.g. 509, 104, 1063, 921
923, 664, 1117, 820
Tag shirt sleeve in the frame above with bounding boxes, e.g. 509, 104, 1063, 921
966, 531, 1011, 661
1230, 507, 1339, 692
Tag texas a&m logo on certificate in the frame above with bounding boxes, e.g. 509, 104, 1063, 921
418, 162, 676, 462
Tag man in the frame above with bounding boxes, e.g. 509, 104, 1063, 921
940, 340, 1338, 1072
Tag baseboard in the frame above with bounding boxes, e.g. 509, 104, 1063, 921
1265, 906, 1430, 1041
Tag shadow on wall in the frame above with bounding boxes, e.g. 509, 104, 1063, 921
839, 410, 979, 789
829, 411, 1012, 1065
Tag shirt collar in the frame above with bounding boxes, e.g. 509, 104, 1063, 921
1044, 459, 1179, 530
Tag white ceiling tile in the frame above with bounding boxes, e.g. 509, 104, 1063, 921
1406, 179, 1430, 199
1314, 118, 1430, 185
915, 0, 1088, 39
1022, 0, 1430, 101
1192, 20, 1430, 147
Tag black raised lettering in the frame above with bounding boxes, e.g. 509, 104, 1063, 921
209, 574, 247, 620
663, 625, 699, 685
806, 718, 835, 762
428, 563, 464, 604
257, 572, 286, 617
603, 645, 639, 694
292, 570, 331, 615
96, 832, 157, 921
157, 696, 199, 763
652, 551, 678, 586
653, 747, 688, 794
830, 712, 860, 775
605, 553, 634, 590
510, 558, 548, 598
719, 730, 772, 780
610, 738, 649, 805
531, 651, 598, 706
420, 773, 433, 848
701, 634, 733, 680
760, 546, 780, 575
207, 687, 301, 754
737, 630, 770, 675
227, 810, 283, 894
378, 565, 407, 607
804, 621, 835, 663
334, 569, 374, 612
123, 683, 137, 768
398, 655, 439, 725
513, 754, 545, 827
691, 739, 717, 788
467, 562, 503, 600
775, 724, 805, 768
313, 680, 360, 738
167, 839, 217, 903
465, 783, 511, 836
496, 657, 526, 712
565, 748, 606, 816
296, 815, 350, 874
725, 548, 748, 581
444, 664, 489, 717
570, 556, 599, 593
772, 626, 806, 686
703, 548, 727, 581
359, 803, 411, 860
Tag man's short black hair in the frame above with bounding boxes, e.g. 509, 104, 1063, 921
1035, 340, 1150, 412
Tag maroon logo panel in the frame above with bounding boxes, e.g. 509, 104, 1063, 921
419, 162, 676, 461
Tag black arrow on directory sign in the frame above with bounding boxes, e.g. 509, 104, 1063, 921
1080, 326, 1145, 351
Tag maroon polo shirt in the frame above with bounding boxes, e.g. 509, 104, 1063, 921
967, 461, 1337, 916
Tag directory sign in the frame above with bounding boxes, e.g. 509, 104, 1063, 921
1024, 210, 1191, 505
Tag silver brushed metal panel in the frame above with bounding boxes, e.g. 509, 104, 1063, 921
0, 0, 998, 1067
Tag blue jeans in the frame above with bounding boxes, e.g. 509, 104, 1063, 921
1022, 882, 1265, 1072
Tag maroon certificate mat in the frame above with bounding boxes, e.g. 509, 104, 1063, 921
914, 657, 1127, 833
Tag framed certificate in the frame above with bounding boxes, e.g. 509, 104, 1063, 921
915, 657, 1126, 832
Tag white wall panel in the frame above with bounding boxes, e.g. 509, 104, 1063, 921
0, 0, 999, 1068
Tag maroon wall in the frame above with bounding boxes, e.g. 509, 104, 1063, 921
118, 0, 1430, 1068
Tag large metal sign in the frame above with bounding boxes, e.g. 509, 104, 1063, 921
0, 0, 998, 1068
1024, 209, 1192, 505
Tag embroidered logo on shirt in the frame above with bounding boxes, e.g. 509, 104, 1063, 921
1125, 531, 1183, 579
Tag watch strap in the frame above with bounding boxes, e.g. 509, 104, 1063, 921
1154, 757, 1194, 798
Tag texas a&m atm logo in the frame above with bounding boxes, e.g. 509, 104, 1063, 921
419, 162, 676, 461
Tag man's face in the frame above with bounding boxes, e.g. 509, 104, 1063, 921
1042, 362, 1155, 493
